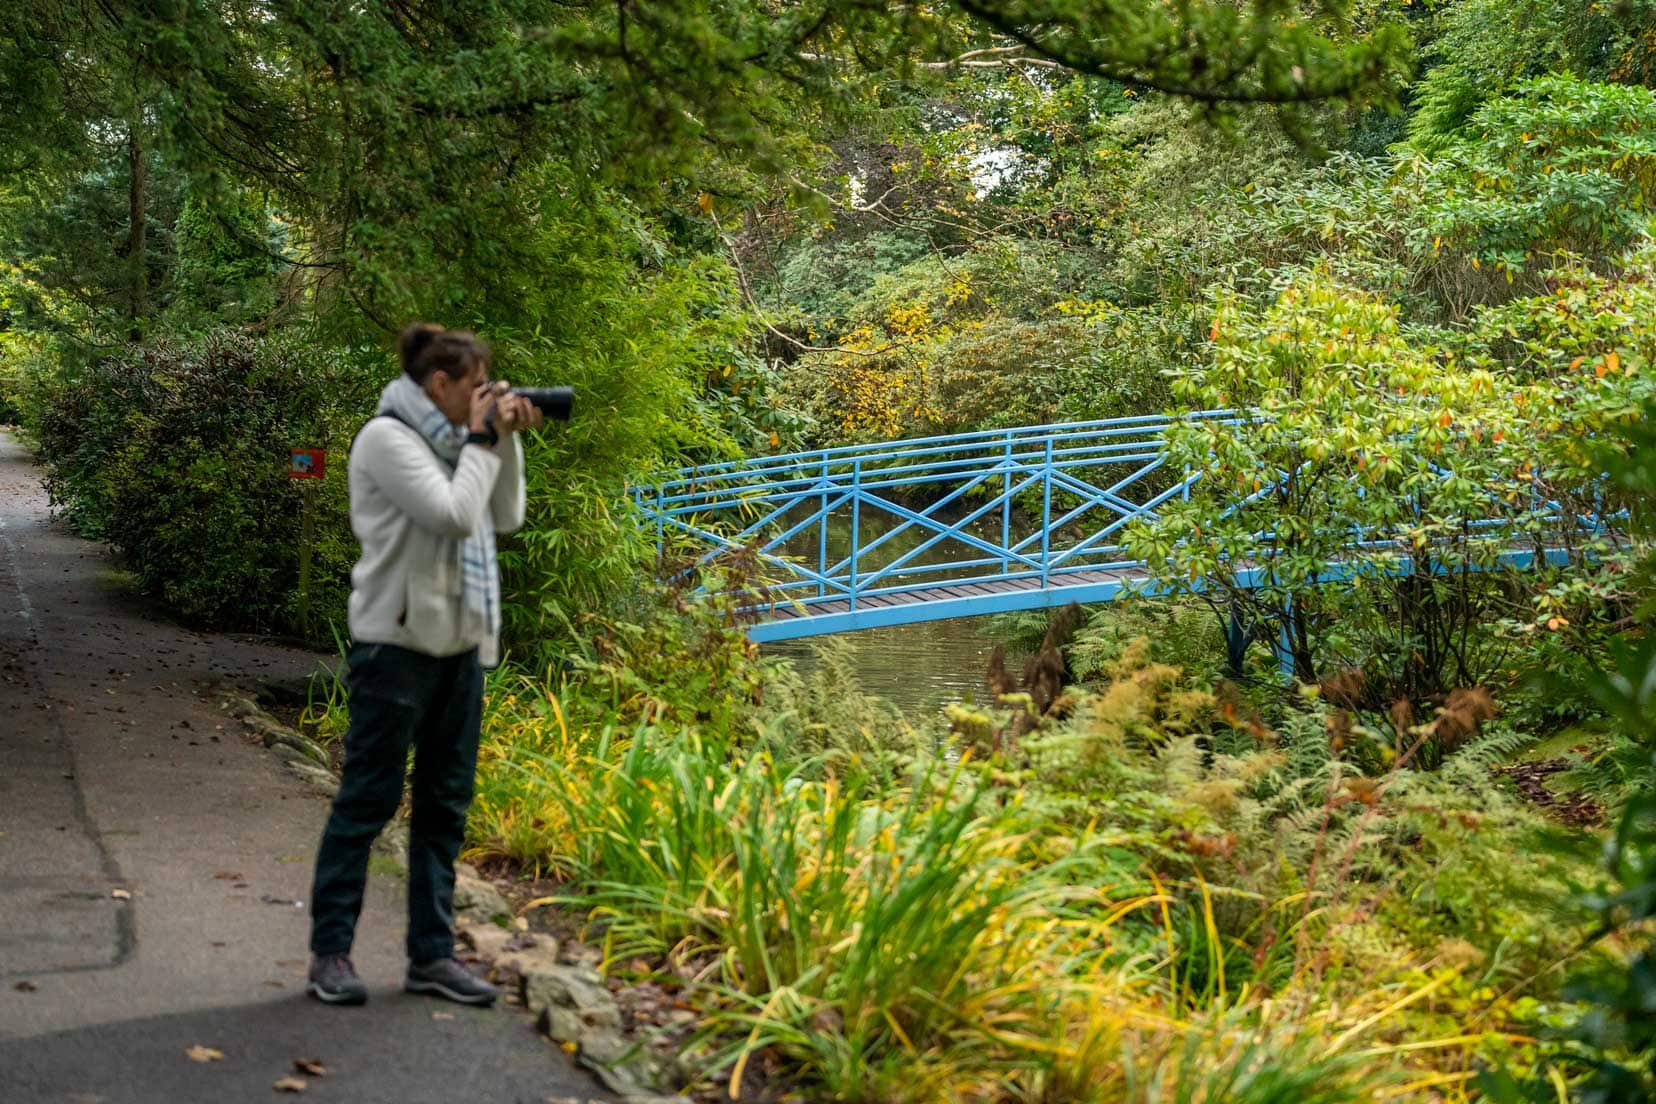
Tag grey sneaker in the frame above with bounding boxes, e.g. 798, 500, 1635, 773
307, 954, 368, 1005
405, 957, 498, 1006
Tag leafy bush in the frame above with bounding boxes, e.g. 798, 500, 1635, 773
25, 328, 373, 633
777, 245, 1183, 443
1067, 599, 1229, 684
1222, 78, 1656, 324
763, 228, 937, 326
1406, 0, 1656, 151
1128, 269, 1650, 695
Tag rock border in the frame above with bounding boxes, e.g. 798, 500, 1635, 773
219, 689, 338, 797
453, 908, 688, 1102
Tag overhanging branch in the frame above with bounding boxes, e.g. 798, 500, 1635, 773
950, 0, 1390, 105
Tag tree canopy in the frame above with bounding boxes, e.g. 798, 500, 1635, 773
0, 0, 1411, 333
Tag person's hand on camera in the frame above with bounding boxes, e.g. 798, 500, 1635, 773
492, 386, 544, 436
468, 380, 506, 436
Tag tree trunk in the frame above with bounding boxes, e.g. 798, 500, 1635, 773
1291, 602, 1317, 684
127, 113, 147, 339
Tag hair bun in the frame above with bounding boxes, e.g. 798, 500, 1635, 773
397, 325, 491, 384
398, 323, 443, 373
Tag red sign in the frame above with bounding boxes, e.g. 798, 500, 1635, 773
289, 448, 326, 480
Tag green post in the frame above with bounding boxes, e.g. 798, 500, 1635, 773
298, 481, 315, 638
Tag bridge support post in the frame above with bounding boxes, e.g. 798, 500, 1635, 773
1271, 596, 1298, 683
1224, 601, 1250, 677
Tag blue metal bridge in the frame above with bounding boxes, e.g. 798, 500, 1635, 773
633, 413, 1594, 644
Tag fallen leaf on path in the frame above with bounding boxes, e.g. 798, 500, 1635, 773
431, 1011, 455, 1021
13, 980, 38, 992
111, 889, 131, 900
212, 871, 244, 881
184, 1045, 225, 1063
559, 1040, 577, 1055
272, 1075, 308, 1092
293, 1059, 327, 1077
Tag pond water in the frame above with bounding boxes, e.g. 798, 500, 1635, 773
760, 508, 1031, 715
762, 617, 1013, 716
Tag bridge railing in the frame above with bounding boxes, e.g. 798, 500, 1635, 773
634, 412, 1625, 640
634, 412, 1243, 614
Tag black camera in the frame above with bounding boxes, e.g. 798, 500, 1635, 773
512, 386, 574, 422
486, 386, 573, 434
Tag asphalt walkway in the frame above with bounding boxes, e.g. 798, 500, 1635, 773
0, 431, 607, 1103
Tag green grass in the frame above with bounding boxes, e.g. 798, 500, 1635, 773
368, 854, 406, 879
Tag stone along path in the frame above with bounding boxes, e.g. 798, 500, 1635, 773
0, 432, 610, 1104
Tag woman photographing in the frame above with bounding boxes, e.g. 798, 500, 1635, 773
307, 324, 542, 1006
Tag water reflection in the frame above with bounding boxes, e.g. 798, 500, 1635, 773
763, 503, 1033, 715
764, 618, 1026, 717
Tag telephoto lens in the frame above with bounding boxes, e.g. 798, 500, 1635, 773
512, 386, 573, 422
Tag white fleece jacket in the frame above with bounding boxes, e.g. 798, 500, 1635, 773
346, 417, 526, 665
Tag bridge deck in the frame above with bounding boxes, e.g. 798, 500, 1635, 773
765, 568, 1146, 621
750, 567, 1163, 641
743, 545, 1584, 642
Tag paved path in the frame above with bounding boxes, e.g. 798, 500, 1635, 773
0, 432, 608, 1103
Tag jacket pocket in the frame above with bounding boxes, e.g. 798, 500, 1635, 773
403, 561, 460, 646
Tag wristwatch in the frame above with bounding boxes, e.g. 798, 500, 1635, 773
465, 428, 498, 447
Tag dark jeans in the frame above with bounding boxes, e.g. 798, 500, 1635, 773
310, 642, 483, 964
